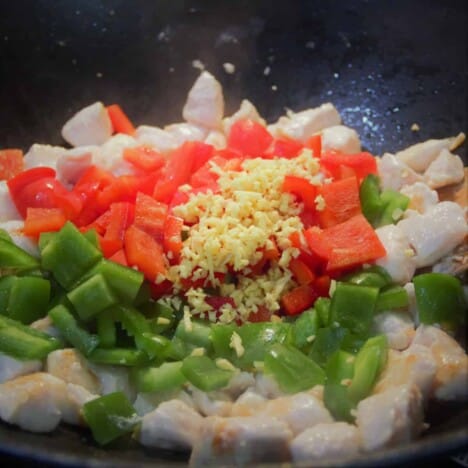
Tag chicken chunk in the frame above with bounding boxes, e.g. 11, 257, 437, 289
377, 153, 423, 191
139, 400, 204, 451
165, 122, 208, 145
134, 125, 179, 153
222, 371, 256, 399
63, 383, 98, 425
270, 103, 341, 143
290, 422, 360, 462
222, 99, 265, 135
23, 144, 66, 171
56, 148, 94, 186
0, 373, 71, 432
373, 346, 436, 401
400, 182, 439, 214
0, 220, 39, 257
88, 364, 135, 402
92, 134, 137, 176
321, 125, 361, 154
254, 373, 284, 398
411, 325, 468, 401
230, 389, 267, 417
133, 390, 195, 417
356, 384, 424, 451
395, 137, 454, 173
204, 130, 227, 149
30, 316, 61, 339
62, 102, 112, 147
398, 201, 467, 267
372, 311, 415, 351
189, 386, 232, 417
375, 224, 417, 284
423, 149, 465, 189
183, 71, 224, 129
260, 392, 333, 435
189, 416, 292, 466
46, 349, 100, 394
0, 352, 41, 384
0, 181, 21, 222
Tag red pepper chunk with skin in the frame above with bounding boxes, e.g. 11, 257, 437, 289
0, 149, 24, 180
282, 284, 319, 316
227, 119, 273, 157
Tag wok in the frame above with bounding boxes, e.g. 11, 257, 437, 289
0, 0, 467, 466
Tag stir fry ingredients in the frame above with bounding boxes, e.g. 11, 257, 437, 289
0, 72, 467, 466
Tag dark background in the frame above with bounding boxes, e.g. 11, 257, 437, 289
0, 0, 467, 466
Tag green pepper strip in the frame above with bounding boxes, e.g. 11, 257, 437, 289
379, 190, 410, 226
375, 285, 409, 312
359, 174, 384, 226
0, 238, 39, 273
82, 392, 139, 445
131, 362, 186, 393
181, 355, 234, 391
88, 348, 148, 366
48, 304, 99, 356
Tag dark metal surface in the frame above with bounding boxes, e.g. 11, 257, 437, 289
0, 0, 467, 466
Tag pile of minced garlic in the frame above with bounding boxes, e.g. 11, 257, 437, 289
169, 148, 326, 323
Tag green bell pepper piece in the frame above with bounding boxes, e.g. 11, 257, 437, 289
144, 300, 177, 334
413, 273, 467, 330
292, 308, 320, 351
0, 229, 12, 243
379, 190, 409, 226
309, 326, 347, 367
264, 343, 325, 393
323, 383, 355, 423
174, 318, 212, 350
0, 315, 61, 360
48, 304, 99, 356
314, 297, 331, 327
343, 265, 392, 289
210, 323, 237, 358
41, 221, 102, 290
0, 238, 39, 273
67, 274, 117, 321
96, 313, 117, 349
360, 174, 384, 226
136, 333, 171, 360
82, 392, 139, 445
329, 282, 379, 336
181, 355, 234, 391
325, 349, 355, 384
131, 362, 186, 393
375, 285, 409, 312
88, 348, 148, 366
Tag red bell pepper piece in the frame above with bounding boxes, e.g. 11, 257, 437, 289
23, 207, 67, 238
282, 284, 319, 316
107, 104, 136, 135
123, 146, 165, 172
282, 175, 318, 212
318, 176, 361, 228
98, 236, 122, 258
0, 149, 24, 180
124, 225, 168, 282
289, 258, 316, 285
268, 137, 303, 159
305, 134, 322, 157
134, 192, 168, 242
320, 151, 377, 181
227, 119, 273, 157
108, 248, 128, 266
164, 215, 184, 258
247, 305, 272, 323
104, 202, 134, 243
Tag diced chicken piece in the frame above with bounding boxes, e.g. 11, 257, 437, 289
222, 99, 265, 135
254, 373, 284, 398
222, 371, 256, 399
356, 384, 424, 451
432, 242, 468, 278
190, 416, 292, 466
139, 400, 204, 451
63, 383, 98, 425
189, 386, 232, 417
0, 181, 21, 222
395, 137, 454, 173
46, 349, 100, 394
372, 312, 415, 350
89, 364, 135, 402
165, 123, 208, 145
23, 144, 66, 170
92, 134, 137, 176
30, 316, 62, 339
204, 130, 226, 149
377, 153, 423, 191
134, 125, 179, 153
56, 148, 94, 186
0, 353, 41, 384
291, 422, 360, 463
0, 373, 70, 432
424, 149, 465, 189
183, 71, 224, 129
61, 102, 112, 147
230, 389, 267, 417
271, 103, 341, 143
400, 182, 439, 214
133, 390, 195, 417
397, 201, 467, 268
374, 346, 436, 401
411, 325, 468, 401
260, 392, 333, 435
0, 220, 39, 257
321, 125, 361, 154
375, 224, 417, 284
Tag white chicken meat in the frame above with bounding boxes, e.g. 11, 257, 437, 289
423, 148, 465, 189
377, 153, 423, 192
139, 399, 204, 451
372, 311, 415, 351
56, 148, 94, 186
0, 352, 41, 384
290, 422, 361, 462
321, 125, 361, 154
398, 201, 467, 268
0, 220, 39, 257
92, 134, 137, 176
222, 99, 265, 135
134, 125, 179, 153
165, 122, 208, 145
400, 182, 439, 214
183, 71, 224, 129
61, 102, 113, 147
0, 181, 21, 222
23, 144, 66, 171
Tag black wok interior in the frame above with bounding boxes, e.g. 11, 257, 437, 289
0, 0, 467, 466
